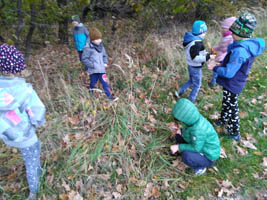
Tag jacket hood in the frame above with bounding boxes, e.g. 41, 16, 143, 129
183, 32, 203, 46
234, 38, 265, 57
172, 98, 200, 126
0, 77, 30, 110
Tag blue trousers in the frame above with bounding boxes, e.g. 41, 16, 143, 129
19, 140, 42, 193
90, 73, 111, 97
210, 72, 218, 86
176, 135, 216, 172
179, 65, 202, 102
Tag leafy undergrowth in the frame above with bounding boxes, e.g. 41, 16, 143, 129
1, 9, 267, 200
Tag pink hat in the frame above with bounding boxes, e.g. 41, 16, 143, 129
221, 17, 237, 29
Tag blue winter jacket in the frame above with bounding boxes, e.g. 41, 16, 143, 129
73, 23, 90, 51
214, 38, 265, 94
0, 77, 46, 148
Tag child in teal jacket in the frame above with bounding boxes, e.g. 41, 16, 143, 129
170, 98, 220, 176
0, 44, 46, 200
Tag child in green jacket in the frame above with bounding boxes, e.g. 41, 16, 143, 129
170, 98, 220, 175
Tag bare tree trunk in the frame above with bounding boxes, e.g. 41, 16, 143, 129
57, 0, 69, 44
15, 0, 23, 48
0, 0, 5, 10
25, 3, 37, 60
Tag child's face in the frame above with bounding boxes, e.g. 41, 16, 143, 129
199, 33, 206, 39
92, 39, 102, 45
222, 28, 229, 34
232, 33, 244, 41
72, 21, 79, 27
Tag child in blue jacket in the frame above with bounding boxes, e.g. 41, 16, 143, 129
72, 15, 90, 61
0, 44, 46, 200
208, 13, 265, 141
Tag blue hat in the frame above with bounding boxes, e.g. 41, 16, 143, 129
192, 20, 207, 35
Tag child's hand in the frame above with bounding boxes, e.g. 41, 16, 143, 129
210, 54, 216, 60
207, 59, 219, 70
176, 128, 182, 135
170, 145, 179, 154
104, 64, 108, 67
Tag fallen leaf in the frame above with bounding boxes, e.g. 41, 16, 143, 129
241, 140, 257, 150
68, 115, 79, 125
220, 147, 227, 158
112, 192, 122, 199
62, 180, 71, 192
236, 145, 248, 155
261, 157, 267, 168
116, 168, 123, 175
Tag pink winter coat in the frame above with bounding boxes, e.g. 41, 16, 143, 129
213, 31, 233, 62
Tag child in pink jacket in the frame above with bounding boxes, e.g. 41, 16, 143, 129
209, 17, 236, 87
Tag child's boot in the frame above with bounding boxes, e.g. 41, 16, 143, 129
26, 193, 37, 200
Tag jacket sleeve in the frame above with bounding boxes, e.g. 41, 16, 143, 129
81, 47, 94, 70
24, 87, 46, 127
103, 47, 108, 64
214, 47, 245, 78
179, 129, 206, 153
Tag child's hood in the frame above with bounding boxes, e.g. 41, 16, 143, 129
183, 32, 203, 46
0, 77, 31, 110
235, 38, 265, 57
172, 98, 200, 126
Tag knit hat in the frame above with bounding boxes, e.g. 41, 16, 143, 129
221, 17, 237, 29
230, 13, 257, 38
192, 20, 208, 35
0, 44, 26, 74
172, 98, 200, 126
71, 15, 80, 23
90, 27, 102, 41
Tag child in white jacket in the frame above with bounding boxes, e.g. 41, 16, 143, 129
0, 44, 46, 200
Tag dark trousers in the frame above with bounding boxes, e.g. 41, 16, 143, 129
220, 88, 240, 135
78, 51, 83, 61
90, 73, 111, 97
176, 135, 216, 172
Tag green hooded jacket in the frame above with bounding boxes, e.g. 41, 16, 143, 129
172, 98, 220, 161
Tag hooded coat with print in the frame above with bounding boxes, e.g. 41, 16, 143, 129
172, 98, 220, 161
0, 77, 46, 148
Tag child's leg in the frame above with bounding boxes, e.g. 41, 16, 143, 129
219, 89, 239, 128
181, 151, 216, 172
19, 140, 42, 194
189, 66, 202, 102
179, 66, 193, 95
78, 51, 83, 61
89, 73, 100, 90
99, 73, 111, 97
210, 72, 218, 86
226, 92, 240, 135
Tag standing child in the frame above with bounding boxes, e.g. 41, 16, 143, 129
209, 17, 236, 87
0, 44, 46, 200
208, 13, 265, 141
174, 20, 216, 103
81, 27, 118, 101
72, 15, 90, 61
170, 98, 220, 176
